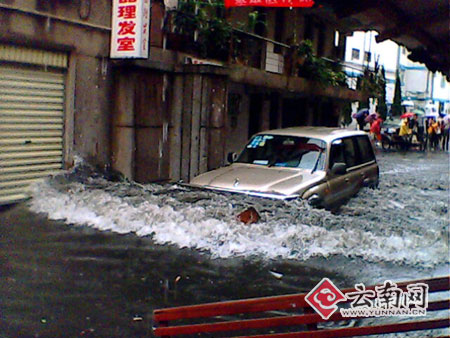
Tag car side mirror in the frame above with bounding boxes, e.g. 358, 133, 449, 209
227, 152, 238, 163
331, 162, 347, 175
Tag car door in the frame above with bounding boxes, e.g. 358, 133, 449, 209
325, 138, 353, 207
354, 135, 379, 188
341, 136, 362, 197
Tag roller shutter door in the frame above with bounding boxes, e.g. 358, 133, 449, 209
0, 66, 65, 205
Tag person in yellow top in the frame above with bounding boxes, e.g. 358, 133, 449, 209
428, 118, 440, 150
399, 118, 412, 137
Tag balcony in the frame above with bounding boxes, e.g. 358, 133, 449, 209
162, 14, 366, 101
232, 29, 288, 75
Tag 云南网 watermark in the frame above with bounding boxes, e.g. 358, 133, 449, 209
305, 278, 428, 320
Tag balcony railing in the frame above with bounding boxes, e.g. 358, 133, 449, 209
163, 19, 354, 89
232, 29, 290, 74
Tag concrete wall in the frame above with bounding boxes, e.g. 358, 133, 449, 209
0, 0, 112, 166
226, 83, 250, 157
112, 65, 229, 183
111, 68, 171, 183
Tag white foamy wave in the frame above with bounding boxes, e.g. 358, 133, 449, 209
28, 170, 448, 266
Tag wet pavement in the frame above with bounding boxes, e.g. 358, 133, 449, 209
0, 151, 449, 337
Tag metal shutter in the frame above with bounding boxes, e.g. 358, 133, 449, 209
0, 66, 65, 204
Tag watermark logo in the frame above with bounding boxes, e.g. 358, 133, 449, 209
340, 280, 429, 317
306, 279, 429, 319
305, 278, 346, 320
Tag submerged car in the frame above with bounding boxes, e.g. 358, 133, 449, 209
189, 127, 379, 208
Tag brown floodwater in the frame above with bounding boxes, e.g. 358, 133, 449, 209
1, 151, 448, 337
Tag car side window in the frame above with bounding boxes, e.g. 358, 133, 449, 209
329, 140, 345, 169
355, 136, 375, 164
343, 137, 357, 168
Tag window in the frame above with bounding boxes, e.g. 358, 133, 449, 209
254, 11, 267, 36
351, 48, 360, 60
329, 141, 345, 169
364, 51, 371, 62
343, 137, 357, 168
237, 135, 327, 170
330, 136, 374, 169
274, 9, 284, 54
441, 76, 446, 89
304, 15, 313, 41
355, 136, 375, 164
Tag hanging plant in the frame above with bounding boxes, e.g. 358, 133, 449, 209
170, 0, 238, 60
172, 0, 202, 36
294, 40, 347, 87
198, 17, 235, 60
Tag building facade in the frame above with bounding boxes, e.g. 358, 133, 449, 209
0, 0, 113, 204
344, 30, 450, 114
0, 0, 365, 204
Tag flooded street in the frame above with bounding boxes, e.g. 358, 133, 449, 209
1, 151, 448, 337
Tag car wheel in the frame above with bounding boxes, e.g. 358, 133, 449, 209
381, 139, 390, 150
307, 194, 322, 208
369, 180, 379, 189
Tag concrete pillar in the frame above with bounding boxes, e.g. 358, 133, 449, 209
112, 72, 135, 180
169, 74, 184, 181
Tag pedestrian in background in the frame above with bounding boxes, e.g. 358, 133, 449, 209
399, 118, 412, 139
428, 118, 439, 150
399, 118, 412, 151
356, 111, 369, 131
411, 114, 425, 151
436, 118, 443, 150
442, 117, 450, 151
370, 114, 383, 146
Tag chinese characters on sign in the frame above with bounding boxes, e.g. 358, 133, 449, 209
225, 0, 314, 8
111, 0, 151, 58
307, 278, 429, 320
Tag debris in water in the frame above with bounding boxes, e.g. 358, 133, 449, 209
390, 201, 405, 209
269, 270, 283, 279
80, 328, 95, 335
237, 207, 260, 224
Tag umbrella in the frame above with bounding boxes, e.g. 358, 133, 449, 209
365, 112, 378, 123
425, 112, 439, 118
400, 112, 414, 119
352, 108, 370, 119
411, 109, 425, 116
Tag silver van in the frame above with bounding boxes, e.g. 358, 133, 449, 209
189, 127, 379, 208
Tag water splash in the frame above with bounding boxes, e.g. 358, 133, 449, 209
29, 152, 448, 267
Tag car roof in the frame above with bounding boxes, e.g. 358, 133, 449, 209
255, 127, 368, 143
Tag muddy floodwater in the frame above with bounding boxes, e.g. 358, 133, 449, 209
1, 151, 448, 337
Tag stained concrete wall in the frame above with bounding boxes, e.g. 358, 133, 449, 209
0, 0, 112, 166
112, 66, 229, 183
74, 55, 112, 166
226, 83, 250, 157
112, 68, 171, 183
179, 72, 228, 182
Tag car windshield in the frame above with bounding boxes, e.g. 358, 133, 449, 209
236, 134, 327, 170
